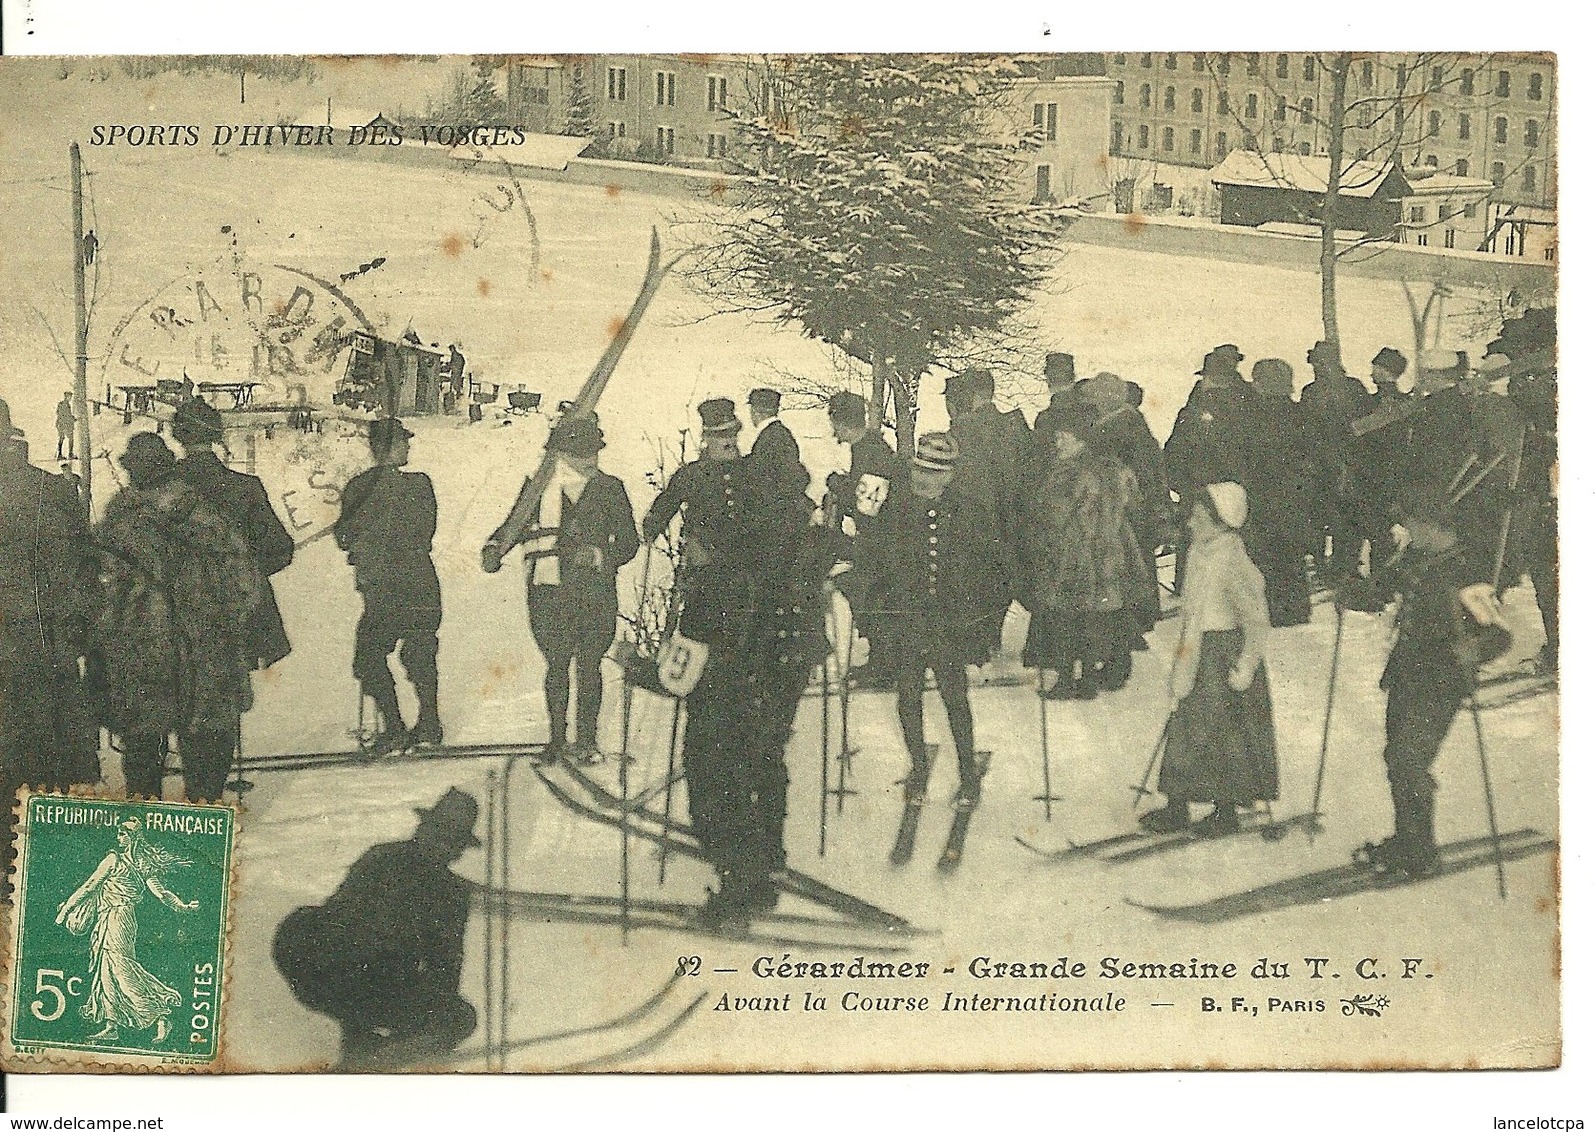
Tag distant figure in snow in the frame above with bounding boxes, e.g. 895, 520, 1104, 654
56, 393, 75, 460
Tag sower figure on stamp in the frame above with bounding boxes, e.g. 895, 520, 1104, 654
171, 398, 295, 673
854, 433, 1007, 869
488, 413, 639, 761
273, 788, 480, 1070
92, 433, 264, 803
1338, 492, 1511, 878
334, 418, 444, 755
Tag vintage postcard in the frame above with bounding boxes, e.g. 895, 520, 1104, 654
0, 51, 1558, 1074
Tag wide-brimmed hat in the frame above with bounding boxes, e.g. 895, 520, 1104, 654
1044, 352, 1076, 386
1195, 347, 1243, 378
414, 787, 482, 848
747, 387, 781, 414
1306, 340, 1341, 368
1204, 482, 1248, 530
913, 431, 959, 471
368, 417, 415, 453
697, 398, 742, 436
1081, 371, 1127, 411
173, 397, 225, 442
0, 397, 22, 440
548, 413, 605, 457
1250, 358, 1295, 399
1371, 346, 1408, 377
120, 431, 177, 484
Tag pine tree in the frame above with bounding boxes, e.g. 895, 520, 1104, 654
563, 62, 595, 138
684, 55, 1064, 442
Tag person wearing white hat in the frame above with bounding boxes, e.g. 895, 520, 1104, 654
1141, 482, 1280, 837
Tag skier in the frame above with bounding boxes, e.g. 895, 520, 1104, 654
642, 398, 751, 569
1337, 493, 1510, 878
1019, 405, 1148, 700
171, 398, 295, 671
671, 439, 825, 931
1299, 340, 1374, 582
1140, 482, 1279, 837
1354, 347, 1412, 577
1240, 359, 1324, 628
854, 432, 1006, 868
334, 418, 444, 754
515, 413, 639, 761
92, 432, 264, 802
55, 392, 75, 460
273, 787, 481, 1069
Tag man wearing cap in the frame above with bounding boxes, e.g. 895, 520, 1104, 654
1163, 345, 1255, 591
519, 413, 639, 761
1, 398, 99, 890
1298, 340, 1375, 581
1031, 352, 1082, 462
1338, 495, 1508, 878
1355, 347, 1412, 574
746, 387, 807, 493
1498, 310, 1557, 673
855, 432, 1006, 867
273, 786, 480, 1068
643, 398, 766, 569
172, 397, 295, 671
1241, 359, 1323, 627
335, 418, 444, 753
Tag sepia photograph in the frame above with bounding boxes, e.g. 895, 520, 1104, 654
0, 31, 1567, 1100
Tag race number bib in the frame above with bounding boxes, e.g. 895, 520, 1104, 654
657, 632, 710, 697
855, 473, 890, 518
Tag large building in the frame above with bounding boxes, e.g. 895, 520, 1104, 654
1104, 52, 1556, 210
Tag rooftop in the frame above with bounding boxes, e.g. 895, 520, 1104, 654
1209, 150, 1410, 199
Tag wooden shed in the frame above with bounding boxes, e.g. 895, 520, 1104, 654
1210, 151, 1411, 237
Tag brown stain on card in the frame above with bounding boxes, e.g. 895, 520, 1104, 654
477, 278, 492, 298
606, 316, 627, 340
440, 233, 466, 258
605, 184, 622, 199
1123, 213, 1148, 236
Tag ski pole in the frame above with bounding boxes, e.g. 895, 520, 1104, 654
819, 657, 831, 857
1130, 713, 1172, 814
1469, 696, 1509, 901
1036, 668, 1055, 822
658, 697, 683, 885
483, 767, 498, 1070
837, 594, 854, 814
1308, 604, 1345, 840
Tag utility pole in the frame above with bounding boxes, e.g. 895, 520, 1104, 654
70, 142, 92, 515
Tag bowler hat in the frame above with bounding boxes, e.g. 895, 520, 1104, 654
414, 787, 483, 847
367, 417, 415, 453
1371, 346, 1408, 377
1044, 353, 1076, 386
1081, 372, 1127, 412
1195, 348, 1243, 378
548, 413, 606, 457
697, 398, 742, 436
1306, 340, 1341, 367
913, 431, 959, 471
747, 387, 782, 414
173, 397, 225, 442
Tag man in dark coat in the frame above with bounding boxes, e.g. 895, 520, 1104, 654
745, 387, 808, 497
1354, 346, 1411, 572
1339, 495, 1509, 878
643, 399, 752, 566
855, 433, 1006, 864
515, 413, 639, 760
1163, 345, 1255, 591
335, 418, 444, 753
1240, 359, 1323, 627
1299, 340, 1375, 580
273, 787, 480, 1069
172, 398, 294, 671
1, 400, 99, 893
55, 392, 75, 460
1031, 351, 1079, 452
1498, 309, 1557, 672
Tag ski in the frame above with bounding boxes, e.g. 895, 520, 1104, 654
937, 804, 977, 872
536, 762, 914, 933
889, 802, 924, 866
1474, 675, 1557, 711
1096, 811, 1323, 864
1016, 828, 1149, 861
447, 971, 688, 1065
1127, 828, 1555, 923
553, 991, 710, 1073
239, 741, 550, 775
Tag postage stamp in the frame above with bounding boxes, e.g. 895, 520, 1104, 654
3, 791, 236, 1069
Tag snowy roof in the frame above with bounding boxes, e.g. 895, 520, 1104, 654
1209, 150, 1409, 199
1404, 172, 1496, 196
449, 133, 590, 171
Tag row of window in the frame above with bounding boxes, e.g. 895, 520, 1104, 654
1113, 53, 1546, 102
605, 66, 730, 112
605, 120, 732, 158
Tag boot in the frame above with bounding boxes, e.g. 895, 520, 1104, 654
1191, 803, 1240, 838
1101, 650, 1132, 692
1139, 800, 1190, 833
410, 714, 444, 748
362, 686, 409, 757
890, 788, 926, 866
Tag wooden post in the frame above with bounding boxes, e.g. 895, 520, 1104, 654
70, 143, 92, 515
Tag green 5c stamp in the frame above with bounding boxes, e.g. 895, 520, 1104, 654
5, 792, 235, 1069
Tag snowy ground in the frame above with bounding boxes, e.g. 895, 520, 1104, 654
0, 64, 1559, 1072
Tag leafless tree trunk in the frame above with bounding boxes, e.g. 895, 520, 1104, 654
869, 342, 888, 431
1319, 53, 1351, 348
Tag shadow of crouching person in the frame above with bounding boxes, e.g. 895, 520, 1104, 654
272, 788, 481, 1070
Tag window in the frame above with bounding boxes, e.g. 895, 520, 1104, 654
1114, 81, 1125, 105
1246, 52, 1260, 77
1217, 54, 1232, 76
1362, 60, 1374, 88
1271, 135, 1284, 153
1274, 95, 1287, 122
1137, 124, 1150, 149
1031, 103, 1058, 141
1193, 52, 1206, 72
1525, 120, 1539, 148
1191, 88, 1203, 113
1304, 55, 1316, 82
1113, 53, 1127, 66
1216, 130, 1229, 157
1151, 183, 1174, 211
1111, 121, 1124, 153
1524, 165, 1537, 194
1298, 142, 1311, 156
1430, 65, 1443, 92
1165, 53, 1178, 70
707, 75, 728, 112
1397, 64, 1407, 89
606, 66, 627, 102
1140, 53, 1153, 68
1395, 104, 1404, 132
706, 132, 728, 158
607, 120, 626, 139
1244, 129, 1258, 152
1490, 161, 1505, 186
1162, 126, 1174, 152
1459, 114, 1471, 140
1494, 116, 1508, 145
1464, 202, 1478, 217
1456, 158, 1469, 177
1409, 205, 1426, 223
655, 71, 677, 107
1218, 90, 1230, 116
1445, 229, 1456, 249
1424, 154, 1438, 167
1034, 164, 1052, 202
1427, 110, 1440, 137
1461, 68, 1474, 96
1528, 73, 1543, 101
1302, 96, 1315, 123
1276, 54, 1289, 79
1245, 92, 1258, 119
655, 125, 675, 155
1163, 86, 1175, 111
1416, 233, 1428, 246
1496, 70, 1510, 98
1190, 128, 1202, 154
1140, 83, 1152, 109
1439, 204, 1453, 221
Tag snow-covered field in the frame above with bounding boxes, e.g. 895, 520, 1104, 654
0, 64, 1559, 1072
